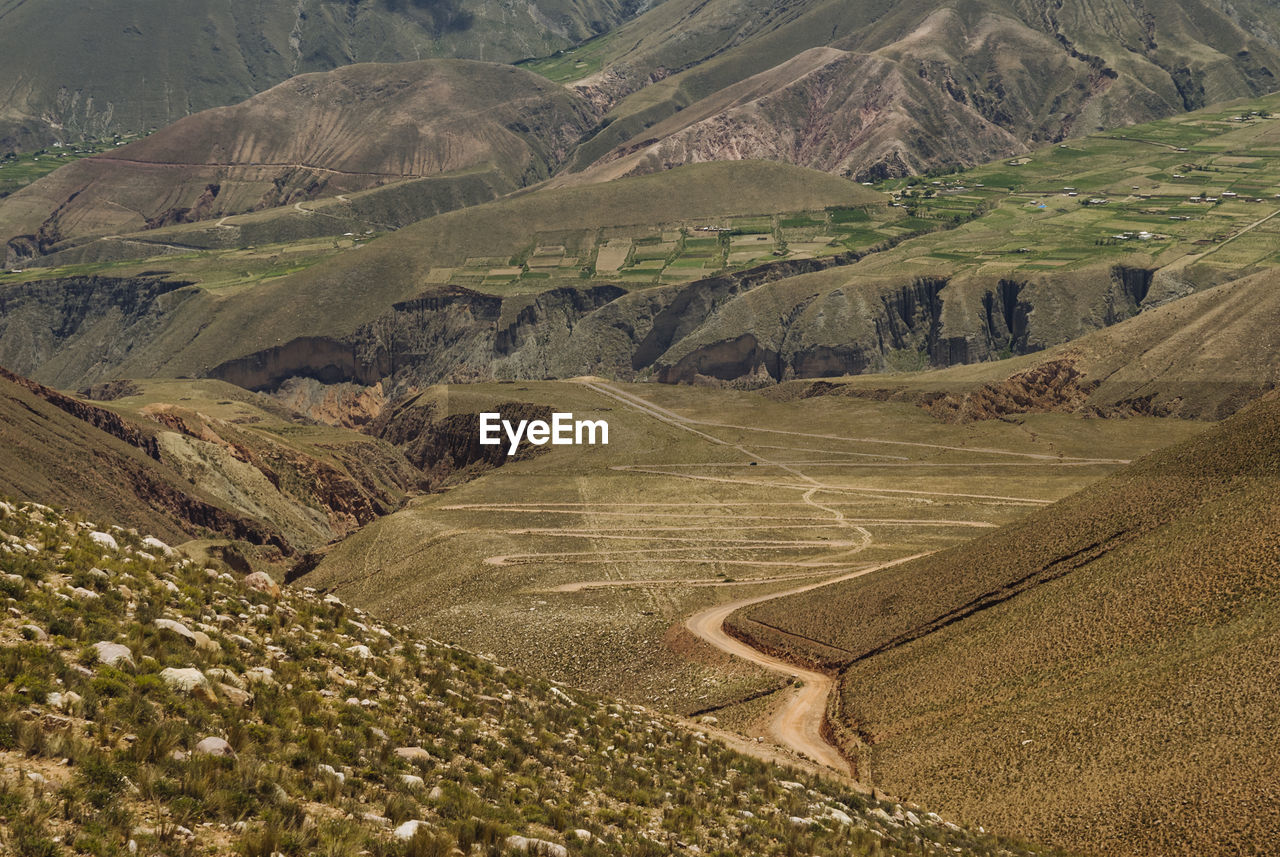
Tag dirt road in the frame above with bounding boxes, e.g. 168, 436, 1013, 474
684, 553, 927, 775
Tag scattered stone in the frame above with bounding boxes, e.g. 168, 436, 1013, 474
194, 737, 235, 758
394, 746, 432, 763
92, 641, 135, 668
141, 536, 176, 557
399, 774, 424, 789
192, 630, 220, 653
70, 586, 100, 600
318, 764, 345, 784
154, 618, 197, 643
20, 624, 47, 641
218, 684, 252, 707
241, 571, 281, 599
393, 820, 427, 841
505, 835, 568, 857
159, 667, 210, 693
89, 531, 118, 551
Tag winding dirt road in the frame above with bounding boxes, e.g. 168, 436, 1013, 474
683, 553, 927, 774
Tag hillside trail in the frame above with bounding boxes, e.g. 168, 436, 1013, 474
574, 379, 952, 774
552, 381, 1124, 773
683, 553, 927, 775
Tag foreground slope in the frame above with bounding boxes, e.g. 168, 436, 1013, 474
0, 500, 1067, 857
0, 0, 634, 151
0, 60, 596, 260
729, 392, 1280, 855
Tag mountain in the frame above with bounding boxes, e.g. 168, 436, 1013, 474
725, 390, 1280, 856
0, 0, 635, 151
547, 0, 1280, 180
0, 60, 597, 259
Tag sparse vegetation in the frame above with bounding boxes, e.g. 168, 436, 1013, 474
0, 499, 1067, 856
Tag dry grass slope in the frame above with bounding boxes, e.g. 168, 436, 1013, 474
0, 500, 1070, 857
732, 392, 1280, 856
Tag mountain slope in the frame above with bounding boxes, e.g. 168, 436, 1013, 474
548, 0, 1280, 179
0, 0, 634, 151
791, 263, 1280, 422
727, 391, 1280, 856
0, 365, 420, 554
0, 60, 596, 259
0, 499, 1070, 857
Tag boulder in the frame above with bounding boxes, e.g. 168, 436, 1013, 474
394, 746, 432, 763
20, 624, 47, 641
154, 619, 196, 644
194, 736, 235, 758
505, 835, 568, 857
241, 571, 280, 599
89, 531, 118, 551
218, 684, 252, 707
393, 820, 427, 841
192, 631, 220, 654
160, 667, 210, 693
399, 774, 424, 789
141, 536, 176, 557
93, 641, 135, 668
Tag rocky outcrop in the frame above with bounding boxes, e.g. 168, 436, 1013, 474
367, 397, 553, 488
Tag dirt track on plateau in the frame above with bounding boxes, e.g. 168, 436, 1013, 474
683, 554, 927, 774
449, 380, 1129, 775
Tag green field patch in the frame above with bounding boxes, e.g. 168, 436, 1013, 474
828, 206, 872, 223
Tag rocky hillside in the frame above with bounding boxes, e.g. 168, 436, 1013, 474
0, 366, 422, 557
0, 499, 1068, 857
0, 61, 597, 259
553, 0, 1280, 180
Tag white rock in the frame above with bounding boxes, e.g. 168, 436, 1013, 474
346, 644, 372, 659
20, 624, 47, 641
154, 618, 196, 643
505, 835, 568, 857
361, 813, 390, 828
142, 536, 176, 557
394, 746, 432, 763
160, 668, 210, 693
194, 736, 235, 757
393, 820, 427, 841
317, 764, 345, 784
399, 774, 424, 789
244, 667, 275, 685
827, 808, 853, 826
89, 531, 118, 551
27, 772, 47, 786
241, 572, 280, 599
93, 641, 135, 668
70, 587, 100, 600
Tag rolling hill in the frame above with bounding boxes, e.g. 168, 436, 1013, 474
541, 0, 1280, 180
0, 60, 597, 261
726, 390, 1280, 856
0, 0, 636, 151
